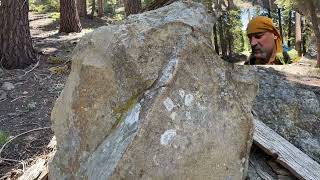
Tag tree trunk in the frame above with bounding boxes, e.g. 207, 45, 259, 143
97, 0, 104, 17
218, 16, 227, 58
124, 0, 141, 16
295, 12, 302, 56
301, 17, 306, 54
0, 0, 37, 69
287, 11, 292, 47
77, 0, 87, 17
307, 0, 320, 67
267, 0, 272, 18
60, 0, 82, 33
227, 0, 235, 10
213, 23, 220, 55
91, 0, 96, 17
277, 8, 284, 43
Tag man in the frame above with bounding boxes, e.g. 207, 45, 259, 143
246, 16, 290, 65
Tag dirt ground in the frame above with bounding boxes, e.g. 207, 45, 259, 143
1, 11, 320, 179
0, 12, 110, 178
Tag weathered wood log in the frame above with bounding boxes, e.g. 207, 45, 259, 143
254, 119, 320, 180
17, 137, 56, 180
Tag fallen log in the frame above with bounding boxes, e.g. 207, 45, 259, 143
254, 119, 320, 180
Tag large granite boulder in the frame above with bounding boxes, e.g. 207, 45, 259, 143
49, 1, 258, 179
253, 66, 320, 163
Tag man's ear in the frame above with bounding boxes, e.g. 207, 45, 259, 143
274, 35, 278, 40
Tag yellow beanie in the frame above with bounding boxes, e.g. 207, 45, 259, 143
247, 16, 283, 53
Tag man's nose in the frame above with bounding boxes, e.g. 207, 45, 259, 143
250, 37, 258, 47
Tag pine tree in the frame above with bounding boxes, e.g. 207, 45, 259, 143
0, 0, 37, 69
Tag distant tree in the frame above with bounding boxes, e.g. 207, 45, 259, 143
91, 0, 96, 17
301, 17, 306, 54
277, 0, 320, 67
295, 12, 302, 56
98, 0, 104, 17
77, 0, 87, 17
287, 10, 292, 47
306, 0, 320, 67
277, 8, 284, 43
0, 0, 37, 69
124, 0, 141, 16
213, 24, 220, 55
60, 0, 82, 33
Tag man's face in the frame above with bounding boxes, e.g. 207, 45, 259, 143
248, 31, 277, 63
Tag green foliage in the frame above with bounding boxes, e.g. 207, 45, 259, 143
0, 131, 9, 146
49, 12, 60, 20
29, 0, 59, 13
105, 0, 120, 15
287, 48, 301, 62
229, 10, 244, 52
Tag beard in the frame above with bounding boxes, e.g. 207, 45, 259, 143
250, 45, 273, 64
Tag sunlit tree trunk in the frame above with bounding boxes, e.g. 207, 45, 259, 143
0, 0, 37, 69
295, 12, 302, 56
60, 0, 82, 33
91, 0, 96, 17
97, 0, 104, 17
287, 11, 292, 47
277, 8, 284, 43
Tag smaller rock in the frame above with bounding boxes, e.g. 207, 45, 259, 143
0, 90, 7, 101
22, 91, 28, 95
2, 82, 15, 91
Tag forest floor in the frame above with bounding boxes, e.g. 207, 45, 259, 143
0, 12, 111, 178
1, 11, 320, 179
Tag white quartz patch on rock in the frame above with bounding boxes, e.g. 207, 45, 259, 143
163, 97, 175, 112
185, 94, 194, 107
125, 103, 141, 126
179, 89, 185, 99
160, 129, 177, 145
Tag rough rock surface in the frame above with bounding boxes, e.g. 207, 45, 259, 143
49, 2, 258, 179
253, 66, 320, 163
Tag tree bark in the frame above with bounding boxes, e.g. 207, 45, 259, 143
213, 23, 219, 55
277, 8, 284, 43
143, 0, 171, 12
295, 12, 302, 56
0, 0, 37, 69
227, 0, 235, 10
287, 11, 292, 47
267, 0, 272, 18
307, 0, 320, 67
218, 16, 227, 58
301, 17, 306, 54
60, 0, 82, 33
97, 0, 104, 17
77, 0, 87, 17
91, 0, 96, 17
124, 0, 141, 16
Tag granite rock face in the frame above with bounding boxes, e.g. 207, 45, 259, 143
253, 66, 320, 163
49, 2, 258, 179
